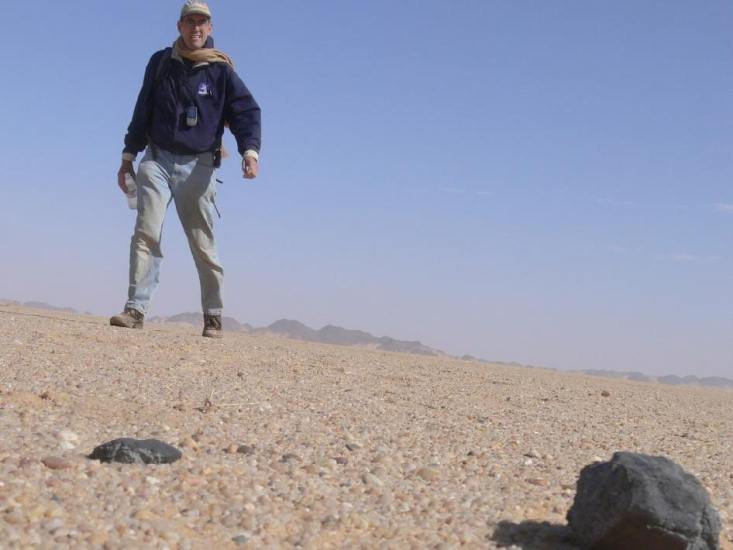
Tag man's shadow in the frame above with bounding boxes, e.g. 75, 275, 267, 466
491, 520, 580, 550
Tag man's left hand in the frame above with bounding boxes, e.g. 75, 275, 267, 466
243, 157, 258, 179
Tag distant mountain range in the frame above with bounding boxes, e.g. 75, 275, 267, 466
574, 369, 733, 389
150, 315, 441, 356
3, 299, 731, 388
2, 300, 89, 315
253, 319, 440, 356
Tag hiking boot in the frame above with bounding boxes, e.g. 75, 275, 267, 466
202, 314, 223, 338
109, 307, 144, 329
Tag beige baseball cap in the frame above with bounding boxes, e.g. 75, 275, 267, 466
180, 1, 212, 20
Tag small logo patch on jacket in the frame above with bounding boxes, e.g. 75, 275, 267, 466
198, 81, 211, 96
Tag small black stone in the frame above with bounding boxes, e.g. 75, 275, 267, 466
88, 438, 182, 465
236, 444, 255, 455
321, 515, 339, 529
567, 451, 721, 550
232, 534, 249, 545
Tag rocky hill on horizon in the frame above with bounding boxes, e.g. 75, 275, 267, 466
148, 315, 442, 357
253, 319, 441, 356
1, 300, 85, 315
575, 369, 733, 389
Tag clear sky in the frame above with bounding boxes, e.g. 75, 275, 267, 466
1, 1, 732, 377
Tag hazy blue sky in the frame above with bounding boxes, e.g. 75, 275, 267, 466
1, 1, 732, 377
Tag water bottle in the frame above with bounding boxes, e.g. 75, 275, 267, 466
124, 173, 137, 210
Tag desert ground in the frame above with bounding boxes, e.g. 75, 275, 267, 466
0, 303, 731, 549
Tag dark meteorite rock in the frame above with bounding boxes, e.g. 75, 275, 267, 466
88, 438, 182, 465
567, 451, 720, 550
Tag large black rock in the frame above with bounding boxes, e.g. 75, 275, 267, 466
567, 452, 720, 550
88, 438, 182, 465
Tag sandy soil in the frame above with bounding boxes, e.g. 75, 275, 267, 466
0, 304, 731, 549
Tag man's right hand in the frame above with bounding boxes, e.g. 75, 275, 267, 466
118, 161, 136, 194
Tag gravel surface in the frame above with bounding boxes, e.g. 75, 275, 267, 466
1, 304, 731, 548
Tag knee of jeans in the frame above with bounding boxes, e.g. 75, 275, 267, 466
189, 239, 221, 267
131, 227, 163, 255
194, 254, 223, 272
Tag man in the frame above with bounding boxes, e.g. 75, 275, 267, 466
110, 1, 261, 338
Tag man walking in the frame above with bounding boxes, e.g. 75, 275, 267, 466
110, 1, 261, 338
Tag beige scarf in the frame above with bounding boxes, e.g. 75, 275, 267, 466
173, 37, 233, 160
174, 37, 235, 68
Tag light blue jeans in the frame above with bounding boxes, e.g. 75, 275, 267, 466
125, 146, 223, 316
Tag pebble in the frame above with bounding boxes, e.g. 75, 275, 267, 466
232, 533, 250, 545
371, 452, 387, 464
58, 430, 79, 443
58, 430, 79, 450
134, 509, 156, 521
43, 518, 64, 533
362, 473, 384, 487
321, 515, 339, 529
180, 436, 199, 450
42, 456, 72, 470
416, 467, 440, 481
237, 444, 255, 455
89, 438, 182, 464
89, 532, 109, 545
4, 511, 24, 524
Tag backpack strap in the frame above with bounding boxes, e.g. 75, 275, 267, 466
154, 47, 173, 85
144, 49, 172, 158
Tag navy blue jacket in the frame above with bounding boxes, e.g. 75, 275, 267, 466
123, 38, 261, 157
